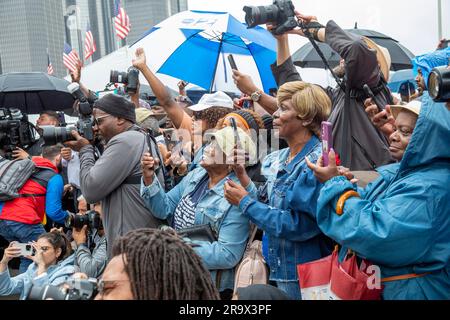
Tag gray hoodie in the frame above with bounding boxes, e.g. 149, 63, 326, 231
79, 127, 164, 259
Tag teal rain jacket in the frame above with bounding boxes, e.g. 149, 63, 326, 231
315, 95, 450, 300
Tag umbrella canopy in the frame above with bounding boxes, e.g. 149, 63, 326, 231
0, 72, 75, 114
387, 69, 417, 93
293, 28, 415, 71
130, 10, 277, 94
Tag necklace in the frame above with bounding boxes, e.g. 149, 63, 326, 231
285, 150, 300, 165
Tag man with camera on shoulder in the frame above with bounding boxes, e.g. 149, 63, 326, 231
69, 201, 106, 279
64, 93, 165, 259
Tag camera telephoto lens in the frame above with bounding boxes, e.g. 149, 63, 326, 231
27, 285, 68, 300
110, 70, 129, 84
41, 126, 75, 145
243, 4, 279, 28
428, 66, 450, 102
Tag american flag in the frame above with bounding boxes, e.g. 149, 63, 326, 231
84, 23, 97, 60
63, 43, 81, 73
114, 0, 131, 40
47, 50, 54, 75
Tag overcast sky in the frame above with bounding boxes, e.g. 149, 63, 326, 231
187, 0, 449, 56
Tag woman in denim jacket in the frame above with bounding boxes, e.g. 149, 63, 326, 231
224, 81, 334, 299
0, 231, 76, 300
140, 126, 257, 296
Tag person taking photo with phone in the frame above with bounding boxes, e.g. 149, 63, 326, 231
0, 231, 76, 300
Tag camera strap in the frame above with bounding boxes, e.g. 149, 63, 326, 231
299, 20, 345, 92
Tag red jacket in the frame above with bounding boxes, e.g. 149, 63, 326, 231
0, 157, 58, 225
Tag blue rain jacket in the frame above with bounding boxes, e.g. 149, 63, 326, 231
315, 95, 450, 300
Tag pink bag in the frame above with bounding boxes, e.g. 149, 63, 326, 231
297, 248, 383, 300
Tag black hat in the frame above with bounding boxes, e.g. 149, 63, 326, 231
93, 94, 136, 123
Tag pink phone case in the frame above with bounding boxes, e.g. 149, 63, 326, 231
321, 121, 333, 166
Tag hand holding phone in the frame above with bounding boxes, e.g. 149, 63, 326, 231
228, 54, 238, 70
321, 121, 333, 167
12, 242, 36, 257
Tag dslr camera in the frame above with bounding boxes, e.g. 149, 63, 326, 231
42, 83, 96, 145
65, 210, 102, 230
0, 108, 37, 159
27, 278, 97, 300
243, 0, 298, 35
428, 66, 450, 103
110, 66, 140, 94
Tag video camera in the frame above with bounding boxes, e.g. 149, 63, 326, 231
0, 108, 37, 159
42, 83, 96, 145
243, 0, 298, 35
428, 66, 450, 103
110, 66, 140, 94
65, 210, 102, 230
27, 278, 98, 300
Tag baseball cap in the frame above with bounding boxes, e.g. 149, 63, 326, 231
188, 91, 234, 112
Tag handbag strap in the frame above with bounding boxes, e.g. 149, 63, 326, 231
381, 272, 430, 283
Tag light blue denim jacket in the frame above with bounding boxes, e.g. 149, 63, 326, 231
0, 254, 76, 300
239, 136, 333, 282
141, 167, 254, 291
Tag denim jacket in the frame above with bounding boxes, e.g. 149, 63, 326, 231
239, 135, 333, 282
141, 167, 254, 291
0, 254, 76, 300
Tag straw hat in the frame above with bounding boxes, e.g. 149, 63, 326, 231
390, 100, 421, 119
362, 37, 392, 82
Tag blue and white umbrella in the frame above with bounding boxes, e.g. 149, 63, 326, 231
388, 69, 416, 93
130, 10, 277, 94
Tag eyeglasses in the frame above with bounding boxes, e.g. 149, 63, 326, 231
93, 115, 111, 126
96, 279, 130, 296
39, 246, 51, 252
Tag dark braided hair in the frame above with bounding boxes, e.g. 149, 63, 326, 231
112, 228, 220, 300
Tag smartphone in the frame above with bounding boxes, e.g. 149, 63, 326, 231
228, 54, 238, 71
163, 128, 179, 152
229, 117, 241, 148
12, 242, 36, 257
363, 84, 384, 113
321, 121, 333, 167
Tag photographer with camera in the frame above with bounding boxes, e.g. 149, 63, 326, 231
70, 202, 107, 279
64, 94, 165, 259
242, 2, 396, 170
0, 231, 76, 300
0, 109, 56, 160
0, 145, 71, 274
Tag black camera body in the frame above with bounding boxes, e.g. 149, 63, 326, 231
27, 278, 97, 300
110, 66, 140, 94
42, 83, 96, 145
65, 210, 102, 230
0, 108, 37, 159
428, 66, 450, 103
243, 0, 298, 35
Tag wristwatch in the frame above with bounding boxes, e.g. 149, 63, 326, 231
250, 90, 262, 102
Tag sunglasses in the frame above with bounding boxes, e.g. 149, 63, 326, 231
93, 115, 112, 126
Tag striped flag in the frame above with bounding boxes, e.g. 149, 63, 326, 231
47, 50, 54, 75
63, 43, 81, 73
114, 0, 131, 40
84, 23, 97, 60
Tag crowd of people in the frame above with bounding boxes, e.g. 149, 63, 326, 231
0, 10, 449, 301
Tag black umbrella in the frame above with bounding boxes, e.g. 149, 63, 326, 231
292, 28, 415, 71
0, 72, 75, 115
